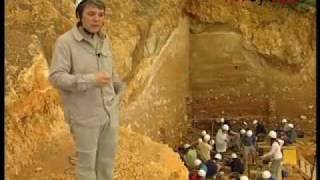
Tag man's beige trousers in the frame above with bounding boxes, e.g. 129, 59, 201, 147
71, 117, 119, 180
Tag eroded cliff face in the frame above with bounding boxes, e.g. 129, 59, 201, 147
5, 0, 189, 178
121, 17, 190, 146
185, 0, 316, 134
5, 0, 75, 176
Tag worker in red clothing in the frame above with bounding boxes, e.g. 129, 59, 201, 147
189, 169, 206, 180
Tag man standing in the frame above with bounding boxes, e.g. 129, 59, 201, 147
183, 144, 198, 170
197, 134, 213, 162
261, 131, 284, 180
285, 123, 297, 144
242, 130, 257, 170
253, 120, 267, 142
215, 124, 229, 153
226, 153, 244, 175
49, 0, 125, 180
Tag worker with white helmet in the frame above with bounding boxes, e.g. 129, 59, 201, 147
261, 130, 284, 180
215, 117, 224, 132
194, 159, 202, 167
205, 158, 220, 179
197, 134, 213, 161
182, 144, 198, 170
281, 118, 288, 124
253, 119, 267, 142
216, 117, 232, 130
223, 118, 232, 129
283, 119, 291, 132
261, 170, 276, 179
209, 139, 215, 146
184, 143, 191, 149
198, 169, 206, 178
240, 129, 246, 135
189, 168, 206, 180
240, 129, 247, 147
204, 134, 211, 142
239, 175, 249, 180
278, 118, 290, 132
201, 130, 207, 137
214, 153, 223, 161
239, 129, 246, 151
215, 124, 229, 153
193, 159, 208, 176
222, 124, 229, 131
243, 121, 248, 126
284, 123, 297, 144
209, 153, 223, 178
49, 1, 125, 180
226, 153, 245, 175
242, 129, 257, 171
287, 123, 294, 128
228, 127, 241, 152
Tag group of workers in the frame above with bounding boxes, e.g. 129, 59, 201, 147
177, 117, 298, 180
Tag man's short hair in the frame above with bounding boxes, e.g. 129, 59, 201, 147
76, 0, 106, 19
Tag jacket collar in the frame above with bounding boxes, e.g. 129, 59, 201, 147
72, 26, 106, 42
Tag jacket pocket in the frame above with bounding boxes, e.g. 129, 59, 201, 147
68, 89, 99, 121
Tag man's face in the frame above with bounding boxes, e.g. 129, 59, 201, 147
81, 4, 105, 33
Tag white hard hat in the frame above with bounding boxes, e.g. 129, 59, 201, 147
240, 129, 246, 134
204, 134, 210, 142
220, 118, 225, 123
75, 0, 84, 8
184, 144, 190, 149
214, 153, 222, 160
194, 159, 202, 166
243, 121, 248, 125
282, 118, 288, 123
201, 130, 207, 136
209, 139, 215, 145
240, 175, 249, 180
222, 124, 229, 131
198, 138, 203, 143
288, 123, 294, 128
268, 130, 277, 139
246, 130, 253, 137
253, 120, 258, 124
198, 169, 206, 177
231, 153, 237, 158
262, 170, 272, 178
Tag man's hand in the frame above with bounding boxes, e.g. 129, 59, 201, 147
96, 72, 110, 87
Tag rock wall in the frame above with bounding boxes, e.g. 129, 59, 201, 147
121, 17, 190, 147
185, 0, 316, 134
115, 127, 189, 180
5, 0, 75, 176
5, 0, 189, 178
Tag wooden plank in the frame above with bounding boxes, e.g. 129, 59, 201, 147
292, 165, 311, 179
299, 157, 306, 174
306, 163, 312, 177
311, 163, 316, 180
